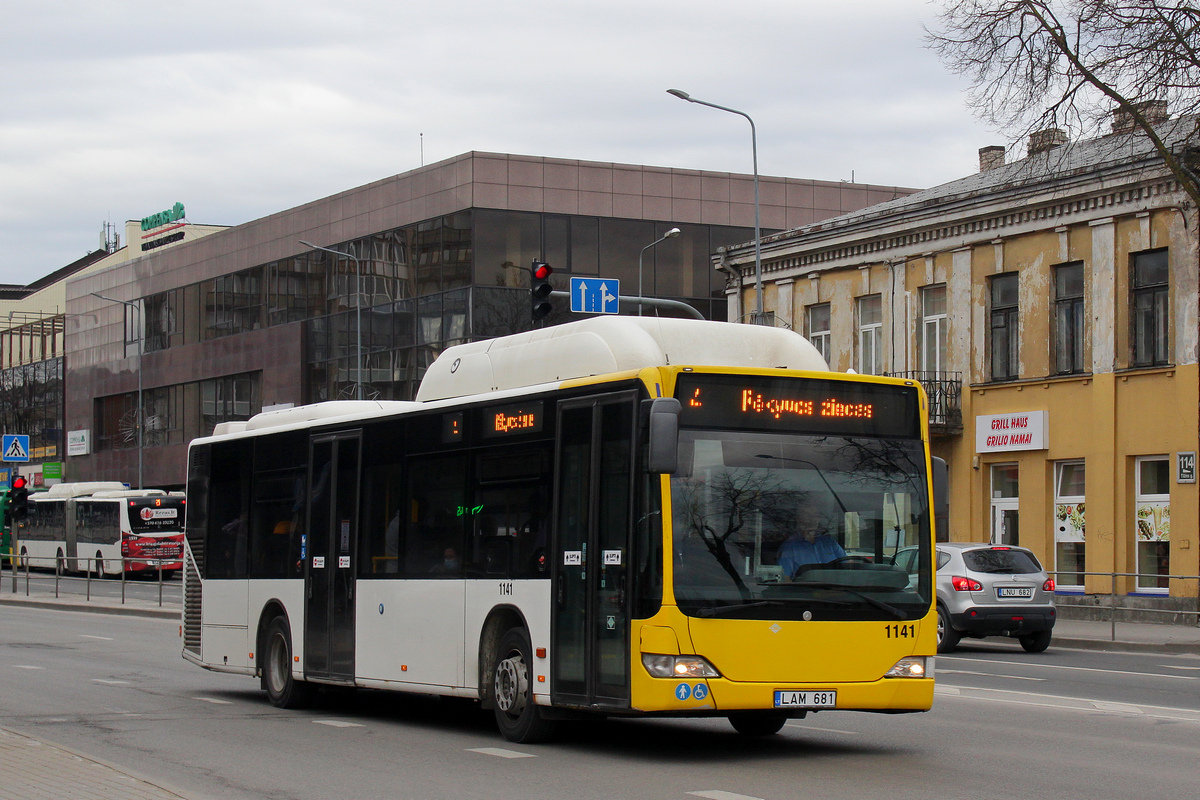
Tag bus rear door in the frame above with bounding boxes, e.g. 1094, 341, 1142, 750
552, 392, 636, 709
304, 431, 361, 683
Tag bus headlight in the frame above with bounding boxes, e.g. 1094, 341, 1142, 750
884, 656, 932, 678
641, 654, 721, 679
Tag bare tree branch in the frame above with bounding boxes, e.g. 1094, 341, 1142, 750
927, 0, 1200, 208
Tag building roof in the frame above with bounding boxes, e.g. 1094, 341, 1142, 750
724, 116, 1200, 262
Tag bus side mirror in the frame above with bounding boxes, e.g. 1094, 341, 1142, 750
931, 456, 948, 542
646, 398, 681, 474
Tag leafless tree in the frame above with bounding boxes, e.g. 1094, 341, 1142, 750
927, 1, 1200, 207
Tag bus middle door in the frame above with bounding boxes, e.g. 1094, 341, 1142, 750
552, 392, 635, 710
304, 431, 361, 684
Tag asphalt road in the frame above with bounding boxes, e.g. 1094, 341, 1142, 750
1, 606, 1197, 800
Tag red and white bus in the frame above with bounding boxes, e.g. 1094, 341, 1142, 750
18, 482, 185, 576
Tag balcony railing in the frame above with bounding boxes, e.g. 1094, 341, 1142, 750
886, 370, 963, 434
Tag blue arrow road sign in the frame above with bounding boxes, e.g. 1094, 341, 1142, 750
2, 434, 30, 462
570, 277, 620, 314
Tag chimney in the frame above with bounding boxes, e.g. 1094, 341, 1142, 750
1028, 128, 1068, 156
979, 145, 1006, 172
1111, 100, 1170, 134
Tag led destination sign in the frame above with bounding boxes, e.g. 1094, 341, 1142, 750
483, 401, 544, 438
677, 375, 919, 438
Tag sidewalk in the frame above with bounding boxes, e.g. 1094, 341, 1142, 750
0, 727, 195, 800
1052, 616, 1200, 655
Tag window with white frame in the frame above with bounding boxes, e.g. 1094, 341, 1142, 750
1131, 249, 1169, 367
920, 285, 947, 374
1053, 461, 1086, 588
806, 303, 831, 365
857, 294, 882, 375
1135, 456, 1170, 591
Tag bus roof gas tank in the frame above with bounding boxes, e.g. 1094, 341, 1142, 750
416, 317, 829, 402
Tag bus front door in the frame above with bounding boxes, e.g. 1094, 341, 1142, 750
304, 432, 361, 683
552, 392, 635, 709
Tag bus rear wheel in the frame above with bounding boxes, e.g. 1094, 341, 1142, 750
728, 711, 788, 736
492, 627, 555, 743
264, 617, 315, 709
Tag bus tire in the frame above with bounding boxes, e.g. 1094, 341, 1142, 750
728, 711, 788, 736
492, 627, 555, 743
264, 617, 315, 709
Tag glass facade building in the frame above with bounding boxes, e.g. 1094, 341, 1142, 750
60, 151, 915, 487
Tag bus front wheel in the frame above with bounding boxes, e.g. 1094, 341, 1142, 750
492, 627, 555, 743
728, 711, 788, 736
264, 617, 315, 709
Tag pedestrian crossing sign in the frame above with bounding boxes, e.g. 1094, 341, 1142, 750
2, 435, 30, 462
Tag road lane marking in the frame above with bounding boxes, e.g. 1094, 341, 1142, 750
195, 697, 232, 704
938, 668, 1045, 681
689, 791, 766, 800
936, 684, 1200, 722
313, 719, 364, 728
81, 635, 113, 640
468, 747, 536, 758
1162, 665, 1200, 670
12, 665, 44, 670
784, 723, 859, 734
93, 679, 130, 685
940, 656, 1197, 680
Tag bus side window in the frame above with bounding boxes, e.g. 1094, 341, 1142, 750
208, 439, 251, 579
405, 454, 467, 578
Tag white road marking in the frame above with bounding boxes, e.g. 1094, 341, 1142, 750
940, 655, 1197, 681
12, 665, 44, 670
195, 697, 232, 704
936, 684, 1200, 723
688, 791, 766, 800
312, 719, 364, 728
81, 635, 113, 640
784, 722, 859, 734
468, 747, 536, 759
1162, 665, 1200, 671
938, 668, 1045, 681
93, 679, 130, 685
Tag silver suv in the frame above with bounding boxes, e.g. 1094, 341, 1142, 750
936, 542, 1056, 653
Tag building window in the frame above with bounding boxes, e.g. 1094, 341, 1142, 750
989, 273, 1019, 381
806, 303, 831, 364
201, 373, 261, 436
1053, 262, 1085, 374
1131, 249, 1169, 367
920, 285, 947, 374
1054, 461, 1086, 588
1135, 456, 1170, 592
857, 294, 882, 375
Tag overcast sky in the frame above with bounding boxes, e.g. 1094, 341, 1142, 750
0, 0, 1001, 286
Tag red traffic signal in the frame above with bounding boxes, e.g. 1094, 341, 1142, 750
530, 260, 554, 321
12, 476, 25, 490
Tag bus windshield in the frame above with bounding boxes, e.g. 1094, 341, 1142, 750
670, 430, 932, 621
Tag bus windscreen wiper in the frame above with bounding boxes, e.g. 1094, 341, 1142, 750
788, 582, 909, 620
695, 597, 854, 618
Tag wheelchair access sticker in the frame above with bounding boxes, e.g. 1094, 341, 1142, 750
675, 683, 709, 701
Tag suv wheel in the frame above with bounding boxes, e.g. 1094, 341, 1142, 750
1018, 630, 1052, 653
936, 606, 961, 653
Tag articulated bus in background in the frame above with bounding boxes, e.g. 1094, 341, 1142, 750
182, 317, 944, 742
18, 482, 186, 577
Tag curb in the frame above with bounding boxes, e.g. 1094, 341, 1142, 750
1052, 635, 1200, 656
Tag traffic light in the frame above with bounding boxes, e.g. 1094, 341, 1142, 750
530, 260, 554, 321
10, 476, 29, 522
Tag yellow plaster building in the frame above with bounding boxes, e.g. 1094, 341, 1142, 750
720, 118, 1200, 612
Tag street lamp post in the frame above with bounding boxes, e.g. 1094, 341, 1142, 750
638, 227, 681, 315
667, 89, 765, 324
300, 240, 363, 401
90, 293, 143, 490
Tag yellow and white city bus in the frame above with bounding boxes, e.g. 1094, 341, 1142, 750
182, 317, 942, 742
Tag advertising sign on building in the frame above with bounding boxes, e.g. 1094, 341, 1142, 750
67, 430, 90, 457
975, 411, 1048, 453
